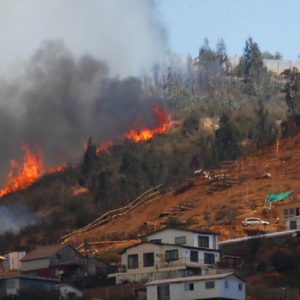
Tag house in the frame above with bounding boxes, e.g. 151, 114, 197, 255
20, 244, 85, 280
0, 256, 6, 270
110, 228, 220, 284
1, 252, 26, 270
86, 255, 108, 276
0, 275, 58, 297
146, 272, 246, 300
281, 202, 300, 230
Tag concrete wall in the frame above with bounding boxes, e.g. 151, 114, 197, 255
229, 56, 300, 75
21, 258, 49, 272
147, 276, 245, 300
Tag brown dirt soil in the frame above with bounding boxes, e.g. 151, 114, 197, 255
66, 134, 300, 256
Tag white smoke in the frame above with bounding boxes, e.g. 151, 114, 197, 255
0, 0, 169, 77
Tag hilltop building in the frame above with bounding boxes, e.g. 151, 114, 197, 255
110, 228, 220, 284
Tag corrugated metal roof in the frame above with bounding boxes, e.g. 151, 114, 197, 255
21, 244, 65, 262
146, 272, 245, 286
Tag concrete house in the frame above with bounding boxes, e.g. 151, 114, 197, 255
2, 252, 26, 270
282, 203, 300, 230
0, 275, 58, 297
111, 228, 220, 284
146, 272, 245, 300
20, 244, 85, 280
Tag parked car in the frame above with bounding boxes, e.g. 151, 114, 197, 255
241, 217, 269, 226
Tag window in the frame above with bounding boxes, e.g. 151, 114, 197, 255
128, 254, 138, 269
225, 281, 229, 288
165, 250, 178, 261
157, 285, 170, 300
175, 236, 187, 245
204, 253, 215, 264
56, 253, 62, 260
238, 283, 243, 291
184, 283, 194, 291
149, 239, 162, 244
190, 250, 198, 262
296, 208, 300, 216
143, 252, 154, 267
205, 281, 215, 289
198, 236, 209, 248
290, 220, 297, 230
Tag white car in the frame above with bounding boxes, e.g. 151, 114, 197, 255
241, 217, 269, 226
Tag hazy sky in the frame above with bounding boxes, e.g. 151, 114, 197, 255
0, 0, 168, 76
159, 0, 300, 60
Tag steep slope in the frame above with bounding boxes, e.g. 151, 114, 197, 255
61, 133, 300, 256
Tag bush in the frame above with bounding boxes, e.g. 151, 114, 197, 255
271, 250, 293, 272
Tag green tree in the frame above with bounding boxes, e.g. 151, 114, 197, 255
281, 67, 300, 113
238, 37, 267, 95
215, 113, 241, 161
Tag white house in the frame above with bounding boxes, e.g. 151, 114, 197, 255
146, 272, 246, 300
2, 252, 26, 270
110, 228, 220, 284
143, 228, 218, 250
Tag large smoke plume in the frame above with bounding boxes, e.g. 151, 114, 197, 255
0, 0, 169, 181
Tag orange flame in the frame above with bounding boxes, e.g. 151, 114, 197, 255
0, 144, 45, 197
0, 144, 66, 197
96, 140, 114, 154
125, 105, 172, 142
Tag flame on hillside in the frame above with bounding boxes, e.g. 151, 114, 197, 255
125, 105, 172, 142
0, 144, 65, 198
0, 105, 172, 197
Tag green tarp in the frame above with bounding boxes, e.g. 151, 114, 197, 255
266, 191, 293, 203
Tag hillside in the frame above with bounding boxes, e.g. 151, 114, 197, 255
60, 132, 300, 258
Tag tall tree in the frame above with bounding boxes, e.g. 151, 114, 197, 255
281, 67, 300, 113
238, 37, 267, 95
215, 113, 241, 161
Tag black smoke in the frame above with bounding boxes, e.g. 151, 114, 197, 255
0, 40, 164, 180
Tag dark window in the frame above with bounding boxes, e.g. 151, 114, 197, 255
128, 254, 138, 269
205, 281, 215, 289
284, 208, 289, 218
157, 285, 170, 300
190, 250, 198, 262
175, 236, 187, 245
238, 283, 243, 291
56, 253, 62, 260
165, 250, 178, 261
296, 208, 300, 216
184, 283, 194, 291
290, 220, 297, 230
198, 236, 209, 248
289, 208, 295, 217
143, 252, 154, 267
149, 239, 162, 244
204, 253, 215, 264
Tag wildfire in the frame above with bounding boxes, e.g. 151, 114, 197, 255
96, 140, 114, 155
0, 144, 45, 197
0, 105, 172, 197
125, 105, 172, 142
0, 144, 65, 198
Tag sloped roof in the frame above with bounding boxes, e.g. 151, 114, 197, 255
143, 227, 218, 238
120, 241, 220, 254
146, 272, 245, 286
21, 244, 65, 262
